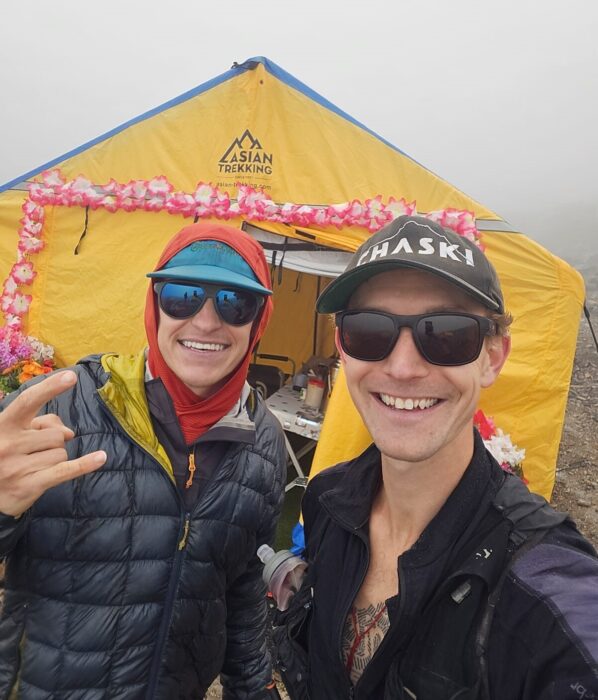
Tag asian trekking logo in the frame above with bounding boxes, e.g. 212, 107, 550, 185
218, 130, 273, 176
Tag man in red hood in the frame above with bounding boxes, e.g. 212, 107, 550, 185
0, 222, 287, 699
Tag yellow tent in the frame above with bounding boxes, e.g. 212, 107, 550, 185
0, 57, 584, 499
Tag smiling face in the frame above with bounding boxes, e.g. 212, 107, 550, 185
338, 268, 509, 473
157, 293, 253, 398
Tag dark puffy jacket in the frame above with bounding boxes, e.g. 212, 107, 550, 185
297, 434, 598, 699
0, 351, 286, 699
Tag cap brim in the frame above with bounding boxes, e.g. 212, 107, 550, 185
147, 265, 272, 296
316, 259, 501, 313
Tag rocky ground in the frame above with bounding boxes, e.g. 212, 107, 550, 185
551, 258, 598, 547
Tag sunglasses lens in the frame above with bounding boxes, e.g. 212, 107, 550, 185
214, 289, 261, 326
159, 282, 206, 319
339, 312, 486, 365
158, 282, 262, 325
340, 312, 397, 361
416, 315, 482, 365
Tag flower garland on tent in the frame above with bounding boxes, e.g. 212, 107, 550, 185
0, 169, 482, 329
0, 168, 525, 480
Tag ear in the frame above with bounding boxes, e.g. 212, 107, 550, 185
334, 327, 347, 364
480, 335, 511, 388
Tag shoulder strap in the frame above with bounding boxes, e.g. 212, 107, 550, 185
493, 474, 568, 547
474, 528, 548, 700
473, 476, 568, 699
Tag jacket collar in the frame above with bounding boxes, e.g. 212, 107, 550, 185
319, 443, 383, 530
97, 351, 173, 476
96, 351, 259, 477
145, 375, 256, 446
319, 431, 505, 569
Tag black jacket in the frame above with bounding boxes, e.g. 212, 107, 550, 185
0, 351, 286, 699
298, 432, 598, 699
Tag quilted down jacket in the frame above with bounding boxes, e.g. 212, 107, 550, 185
0, 351, 286, 699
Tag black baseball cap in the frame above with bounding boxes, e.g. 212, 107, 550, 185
316, 215, 504, 314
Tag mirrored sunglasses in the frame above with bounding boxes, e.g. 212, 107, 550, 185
336, 310, 497, 366
155, 280, 264, 326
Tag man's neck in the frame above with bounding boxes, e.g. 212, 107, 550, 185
375, 433, 475, 554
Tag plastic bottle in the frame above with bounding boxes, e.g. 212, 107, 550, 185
257, 544, 307, 612
303, 373, 325, 411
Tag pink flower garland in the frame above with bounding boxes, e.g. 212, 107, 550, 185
1, 169, 483, 331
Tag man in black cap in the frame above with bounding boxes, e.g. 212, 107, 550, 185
279, 215, 598, 699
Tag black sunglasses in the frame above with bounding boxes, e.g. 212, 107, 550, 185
336, 310, 497, 366
155, 280, 265, 326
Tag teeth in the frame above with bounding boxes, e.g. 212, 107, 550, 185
379, 394, 439, 410
181, 340, 226, 351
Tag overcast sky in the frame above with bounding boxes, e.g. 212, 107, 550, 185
1, 0, 596, 263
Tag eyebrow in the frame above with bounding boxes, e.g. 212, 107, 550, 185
427, 304, 475, 313
349, 303, 479, 314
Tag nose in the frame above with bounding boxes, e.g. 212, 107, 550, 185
383, 327, 430, 379
189, 298, 223, 331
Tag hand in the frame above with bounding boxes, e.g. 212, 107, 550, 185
0, 370, 107, 518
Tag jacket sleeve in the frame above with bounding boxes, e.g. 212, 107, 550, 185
220, 418, 286, 699
220, 553, 272, 700
494, 536, 598, 699
0, 511, 30, 557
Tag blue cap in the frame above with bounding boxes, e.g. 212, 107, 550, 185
147, 240, 272, 296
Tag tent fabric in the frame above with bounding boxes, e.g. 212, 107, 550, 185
0, 56, 584, 499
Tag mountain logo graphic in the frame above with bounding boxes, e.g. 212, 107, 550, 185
218, 129, 273, 175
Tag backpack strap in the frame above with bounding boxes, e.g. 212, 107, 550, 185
493, 475, 568, 546
474, 528, 548, 700
473, 475, 568, 699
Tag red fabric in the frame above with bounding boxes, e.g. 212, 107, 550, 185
144, 222, 273, 443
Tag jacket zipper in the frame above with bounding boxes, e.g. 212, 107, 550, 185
323, 501, 413, 699
145, 509, 191, 698
185, 449, 197, 489
349, 555, 408, 699
323, 501, 371, 699
95, 393, 193, 699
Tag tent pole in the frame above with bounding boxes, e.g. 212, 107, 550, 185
583, 303, 598, 355
313, 277, 322, 357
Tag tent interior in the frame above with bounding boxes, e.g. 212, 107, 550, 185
243, 223, 350, 381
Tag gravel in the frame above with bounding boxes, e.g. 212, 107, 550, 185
551, 259, 598, 547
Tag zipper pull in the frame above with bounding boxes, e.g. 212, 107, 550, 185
178, 515, 191, 550
185, 450, 196, 489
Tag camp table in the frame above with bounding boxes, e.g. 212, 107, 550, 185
265, 384, 323, 492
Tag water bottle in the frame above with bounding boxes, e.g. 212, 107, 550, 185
257, 544, 307, 612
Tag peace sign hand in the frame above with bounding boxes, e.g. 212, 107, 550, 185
0, 370, 107, 518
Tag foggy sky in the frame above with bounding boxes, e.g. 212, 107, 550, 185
1, 0, 596, 264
